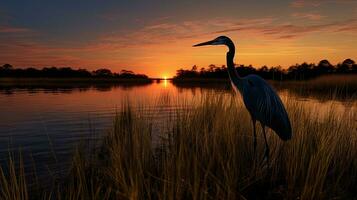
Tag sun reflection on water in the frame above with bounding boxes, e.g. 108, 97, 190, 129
163, 79, 168, 88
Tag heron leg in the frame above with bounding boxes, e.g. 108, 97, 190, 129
261, 123, 270, 163
252, 118, 257, 155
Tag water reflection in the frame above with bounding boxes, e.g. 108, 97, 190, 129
163, 79, 168, 88
0, 82, 152, 95
172, 81, 356, 103
1, 80, 355, 102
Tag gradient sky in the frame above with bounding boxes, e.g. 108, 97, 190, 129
0, 0, 356, 78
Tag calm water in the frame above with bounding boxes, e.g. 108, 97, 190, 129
0, 80, 355, 185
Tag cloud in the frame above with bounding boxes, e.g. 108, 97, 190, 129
211, 19, 357, 40
291, 13, 325, 20
291, 0, 356, 8
290, 0, 320, 8
98, 17, 276, 47
87, 17, 357, 55
0, 39, 98, 68
0, 26, 32, 33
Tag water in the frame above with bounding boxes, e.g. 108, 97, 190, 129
0, 80, 355, 185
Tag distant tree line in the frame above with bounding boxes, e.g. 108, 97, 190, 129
174, 59, 357, 81
0, 64, 149, 79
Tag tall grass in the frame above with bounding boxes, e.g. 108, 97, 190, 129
277, 75, 357, 100
0, 152, 28, 200
1, 93, 356, 199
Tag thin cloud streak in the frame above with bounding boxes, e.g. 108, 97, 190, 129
99, 17, 276, 47
291, 0, 356, 8
291, 13, 325, 20
0, 26, 32, 33
96, 17, 357, 49
211, 19, 357, 40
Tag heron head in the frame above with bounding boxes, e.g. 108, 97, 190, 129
193, 36, 231, 47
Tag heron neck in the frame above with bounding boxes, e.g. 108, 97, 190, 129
226, 43, 242, 88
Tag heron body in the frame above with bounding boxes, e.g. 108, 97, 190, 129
241, 75, 291, 140
194, 36, 292, 160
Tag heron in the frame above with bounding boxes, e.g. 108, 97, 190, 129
193, 36, 292, 161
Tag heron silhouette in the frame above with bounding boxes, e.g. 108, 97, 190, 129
193, 36, 292, 161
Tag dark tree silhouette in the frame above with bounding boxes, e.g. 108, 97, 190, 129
343, 59, 355, 66
0, 65, 149, 79
2, 64, 13, 70
93, 68, 113, 77
316, 60, 334, 75
174, 59, 356, 81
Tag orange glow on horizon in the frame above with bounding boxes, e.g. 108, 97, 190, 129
5, 32, 356, 79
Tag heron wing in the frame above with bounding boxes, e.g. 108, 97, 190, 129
242, 76, 292, 140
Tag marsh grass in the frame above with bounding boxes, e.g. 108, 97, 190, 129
1, 92, 356, 199
0, 152, 28, 200
275, 75, 357, 100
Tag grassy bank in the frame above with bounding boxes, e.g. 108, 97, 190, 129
1, 92, 356, 199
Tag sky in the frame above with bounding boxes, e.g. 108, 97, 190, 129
0, 0, 356, 78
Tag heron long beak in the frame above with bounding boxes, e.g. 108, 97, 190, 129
193, 39, 216, 47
